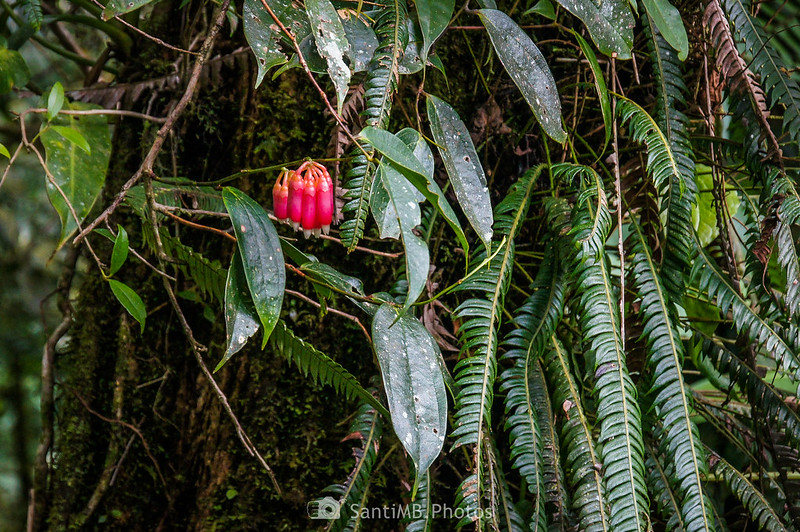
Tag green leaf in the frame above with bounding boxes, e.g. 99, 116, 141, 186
243, 0, 303, 87
360, 125, 469, 254
50, 125, 91, 154
223, 187, 285, 347
217, 250, 260, 371
0, 47, 30, 94
372, 303, 447, 484
524, 0, 556, 19
109, 224, 129, 276
553, 0, 634, 58
305, 0, 350, 114
102, 0, 159, 20
477, 9, 566, 143
691, 165, 740, 248
108, 279, 146, 333
415, 0, 454, 62
570, 29, 611, 157
641, 0, 689, 61
370, 171, 401, 240
0, 143, 9, 158
47, 82, 64, 121
377, 162, 430, 310
41, 103, 111, 248
426, 94, 493, 249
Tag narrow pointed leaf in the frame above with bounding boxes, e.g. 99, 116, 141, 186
47, 82, 64, 120
372, 304, 447, 479
51, 125, 90, 154
426, 94, 493, 249
478, 9, 566, 142
108, 279, 146, 333
223, 187, 285, 347
306, 0, 350, 113
217, 250, 261, 371
570, 29, 611, 156
641, 0, 688, 61
109, 224, 129, 276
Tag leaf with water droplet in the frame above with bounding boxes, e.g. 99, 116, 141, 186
553, 0, 634, 58
217, 249, 261, 371
426, 95, 493, 249
223, 187, 285, 347
102, 0, 159, 20
243, 0, 309, 87
372, 304, 447, 491
305, 0, 350, 114
415, 0, 454, 62
478, 9, 566, 143
41, 102, 111, 249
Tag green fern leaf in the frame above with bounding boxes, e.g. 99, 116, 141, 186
270, 320, 389, 418
710, 454, 789, 532
405, 470, 432, 532
542, 336, 610, 532
451, 165, 543, 525
629, 218, 714, 532
644, 19, 697, 302
569, 168, 649, 531
324, 401, 383, 532
340, 1, 408, 251
645, 444, 686, 531
23, 0, 43, 29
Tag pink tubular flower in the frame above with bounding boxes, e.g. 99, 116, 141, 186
287, 170, 304, 230
313, 165, 333, 234
301, 174, 317, 238
272, 170, 289, 221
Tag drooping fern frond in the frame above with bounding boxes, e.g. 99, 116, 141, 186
269, 320, 389, 418
762, 168, 800, 317
721, 0, 800, 145
709, 454, 790, 532
704, 337, 800, 448
324, 401, 383, 532
339, 1, 408, 251
451, 165, 543, 526
645, 444, 686, 532
542, 336, 610, 532
691, 242, 800, 380
487, 439, 527, 532
500, 233, 565, 531
644, 18, 697, 303
566, 164, 649, 531
628, 218, 714, 531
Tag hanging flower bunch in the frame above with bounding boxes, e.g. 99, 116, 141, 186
272, 161, 334, 238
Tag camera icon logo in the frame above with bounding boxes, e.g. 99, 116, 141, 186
307, 496, 341, 519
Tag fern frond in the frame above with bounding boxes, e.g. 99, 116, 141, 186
691, 243, 800, 379
501, 235, 565, 531
552, 163, 609, 259
763, 168, 800, 317
23, 0, 42, 29
705, 338, 800, 448
721, 0, 800, 145
645, 444, 686, 532
489, 441, 528, 532
710, 454, 790, 532
270, 321, 389, 418
325, 401, 383, 532
340, 1, 408, 251
629, 218, 714, 532
451, 165, 543, 525
644, 16, 697, 302
542, 336, 610, 532
569, 171, 649, 531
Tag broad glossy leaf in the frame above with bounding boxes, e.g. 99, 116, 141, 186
399, 18, 425, 75
370, 173, 401, 239
378, 162, 430, 310
217, 250, 260, 371
110, 224, 129, 276
102, 0, 158, 19
360, 126, 469, 254
554, 0, 634, 59
47, 82, 64, 121
223, 187, 285, 347
244, 0, 307, 87
301, 260, 383, 316
416, 0, 454, 61
571, 29, 611, 156
51, 125, 90, 154
478, 9, 566, 143
41, 103, 111, 248
426, 95, 493, 249
306, 0, 350, 113
372, 304, 447, 480
642, 0, 688, 61
108, 279, 146, 333
296, 14, 377, 74
0, 48, 30, 94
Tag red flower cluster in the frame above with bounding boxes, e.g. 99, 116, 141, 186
273, 161, 334, 238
